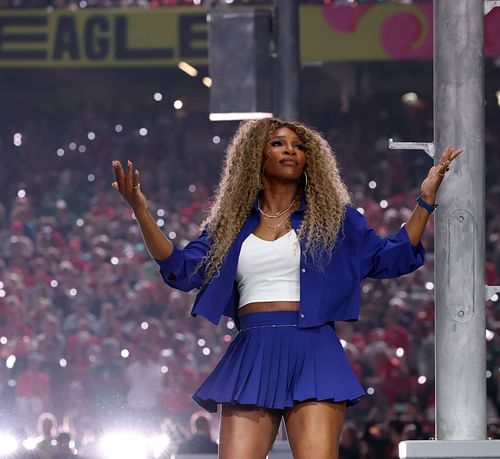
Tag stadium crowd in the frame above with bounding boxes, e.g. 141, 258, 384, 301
1, 69, 500, 459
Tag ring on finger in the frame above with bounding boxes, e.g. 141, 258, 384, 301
132, 184, 141, 189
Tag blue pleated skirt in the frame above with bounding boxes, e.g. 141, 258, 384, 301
192, 311, 365, 413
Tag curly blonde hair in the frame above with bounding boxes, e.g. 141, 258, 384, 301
200, 118, 351, 283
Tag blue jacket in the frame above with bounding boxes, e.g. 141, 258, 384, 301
155, 197, 425, 330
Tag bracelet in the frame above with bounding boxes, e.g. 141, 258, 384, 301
417, 195, 438, 214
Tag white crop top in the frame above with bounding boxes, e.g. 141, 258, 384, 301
236, 229, 300, 308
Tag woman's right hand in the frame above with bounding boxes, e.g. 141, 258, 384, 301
112, 160, 148, 213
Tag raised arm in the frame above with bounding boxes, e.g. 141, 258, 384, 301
112, 160, 173, 261
405, 145, 463, 246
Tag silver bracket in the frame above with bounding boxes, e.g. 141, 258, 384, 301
485, 1, 500, 15
485, 285, 500, 301
388, 139, 435, 159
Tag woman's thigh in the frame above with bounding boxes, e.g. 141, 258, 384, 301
218, 403, 282, 459
284, 400, 346, 459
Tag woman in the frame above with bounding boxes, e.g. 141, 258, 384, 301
112, 118, 461, 459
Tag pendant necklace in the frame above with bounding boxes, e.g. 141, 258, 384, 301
261, 213, 291, 240
257, 196, 297, 219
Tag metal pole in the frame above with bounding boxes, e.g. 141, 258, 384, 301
434, 0, 486, 441
275, 0, 300, 121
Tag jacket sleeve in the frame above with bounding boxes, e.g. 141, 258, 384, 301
154, 228, 210, 291
345, 206, 425, 279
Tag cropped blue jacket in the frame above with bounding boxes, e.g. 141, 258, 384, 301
155, 197, 425, 330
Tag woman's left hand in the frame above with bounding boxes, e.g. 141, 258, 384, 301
420, 145, 463, 201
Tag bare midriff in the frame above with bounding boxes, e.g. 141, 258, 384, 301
239, 300, 300, 317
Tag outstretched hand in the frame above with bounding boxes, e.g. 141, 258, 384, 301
420, 146, 463, 200
112, 160, 148, 212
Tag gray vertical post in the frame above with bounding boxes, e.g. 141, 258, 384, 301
275, 0, 300, 121
434, 0, 486, 441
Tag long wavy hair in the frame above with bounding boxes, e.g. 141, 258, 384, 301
200, 118, 351, 283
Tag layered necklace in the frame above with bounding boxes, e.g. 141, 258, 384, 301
257, 196, 297, 240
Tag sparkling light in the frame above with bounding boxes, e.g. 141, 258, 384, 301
79, 0, 87, 7
178, 61, 198, 77
161, 366, 169, 374
157, 209, 165, 217
491, 293, 499, 302
69, 142, 77, 150
486, 329, 495, 341
202, 77, 212, 88
197, 339, 206, 347
87, 131, 96, 140
69, 288, 78, 297
188, 185, 196, 193
0, 434, 19, 455
173, 100, 183, 110
115, 124, 124, 133
368, 180, 377, 189
402, 92, 419, 105
396, 347, 405, 358
425, 282, 434, 290
141, 322, 149, 330
151, 435, 170, 459
153, 92, 163, 102
367, 387, 375, 395
418, 375, 427, 385
59, 358, 67, 368
6, 355, 16, 369
50, 280, 58, 288
13, 133, 22, 146
486, 370, 492, 378
23, 438, 38, 450
379, 200, 388, 209
0, 291, 5, 298
121, 349, 130, 359
0, 337, 7, 345
88, 174, 96, 182
110, 257, 119, 265
17, 189, 26, 198
156, 219, 165, 227
356, 207, 365, 215
202, 347, 211, 356
78, 145, 86, 153
57, 148, 65, 157
76, 218, 84, 227
227, 320, 235, 330
339, 339, 347, 348
139, 128, 148, 136
0, 282, 3, 288
99, 432, 148, 459
212, 136, 221, 144
224, 335, 231, 342
168, 231, 176, 239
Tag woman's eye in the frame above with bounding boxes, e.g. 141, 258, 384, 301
295, 143, 306, 150
270, 140, 282, 147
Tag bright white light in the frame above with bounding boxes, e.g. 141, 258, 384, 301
157, 219, 165, 227
0, 336, 7, 345
157, 209, 165, 217
0, 290, 5, 298
17, 189, 26, 198
178, 61, 198, 77
168, 231, 176, 240
0, 282, 4, 289
402, 92, 418, 105
486, 329, 495, 341
7, 379, 15, 387
6, 355, 16, 369
23, 437, 38, 450
425, 282, 434, 290
59, 358, 67, 368
79, 0, 87, 7
76, 218, 84, 227
188, 185, 196, 193
151, 435, 170, 458
202, 347, 211, 356
88, 174, 96, 182
69, 142, 77, 150
356, 207, 365, 215
340, 339, 347, 348
115, 124, 123, 133
173, 100, 183, 110
212, 136, 221, 144
193, 0, 201, 4
139, 128, 148, 136
161, 366, 169, 374
13, 133, 22, 146
379, 200, 388, 209
227, 320, 235, 330
496, 90, 500, 107
69, 288, 78, 297
418, 375, 427, 385
491, 293, 499, 302
78, 145, 86, 153
121, 349, 130, 358
368, 180, 377, 189
197, 339, 206, 347
161, 349, 173, 358
87, 131, 96, 140
486, 370, 492, 378
100, 432, 148, 459
0, 433, 18, 455
224, 0, 234, 3
396, 347, 405, 358
110, 257, 119, 265
367, 387, 375, 395
141, 321, 149, 330
57, 148, 65, 157
153, 92, 163, 102
202, 77, 212, 88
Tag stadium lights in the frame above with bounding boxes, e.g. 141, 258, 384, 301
0, 434, 18, 457
99, 432, 170, 459
178, 61, 198, 77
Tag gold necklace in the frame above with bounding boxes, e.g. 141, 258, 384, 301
261, 213, 291, 239
257, 196, 297, 219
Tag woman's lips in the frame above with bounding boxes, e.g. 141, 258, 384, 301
279, 159, 298, 166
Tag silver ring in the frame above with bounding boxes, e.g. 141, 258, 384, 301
132, 184, 141, 189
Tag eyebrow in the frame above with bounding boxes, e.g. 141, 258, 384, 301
270, 136, 304, 142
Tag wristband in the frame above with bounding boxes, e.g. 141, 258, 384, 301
417, 195, 438, 214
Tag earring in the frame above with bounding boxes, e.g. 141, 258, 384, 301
258, 172, 264, 190
300, 170, 308, 189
